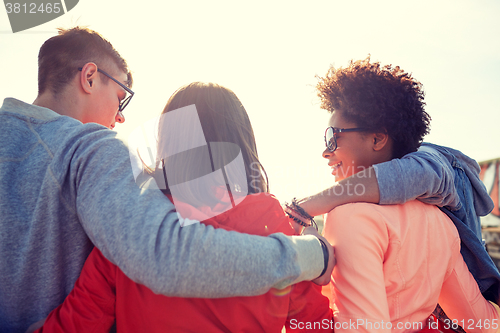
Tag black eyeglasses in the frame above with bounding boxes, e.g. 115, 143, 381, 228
78, 67, 134, 112
324, 126, 370, 152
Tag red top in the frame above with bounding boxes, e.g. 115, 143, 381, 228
36, 193, 332, 332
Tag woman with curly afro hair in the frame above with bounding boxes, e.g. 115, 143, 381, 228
317, 57, 431, 180
316, 58, 499, 332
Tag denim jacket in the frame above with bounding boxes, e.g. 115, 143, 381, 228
374, 142, 499, 303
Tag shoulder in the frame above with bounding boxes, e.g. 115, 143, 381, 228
327, 202, 391, 224
51, 121, 129, 164
330, 200, 449, 230
209, 192, 296, 236
324, 201, 440, 244
324, 203, 391, 246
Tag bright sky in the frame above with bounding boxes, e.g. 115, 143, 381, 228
1, 0, 499, 202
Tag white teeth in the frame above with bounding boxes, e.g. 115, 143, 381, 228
330, 162, 342, 173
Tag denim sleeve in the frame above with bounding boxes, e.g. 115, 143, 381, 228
373, 146, 459, 208
60, 129, 323, 298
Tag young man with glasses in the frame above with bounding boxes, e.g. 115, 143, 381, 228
33, 28, 134, 129
0, 27, 333, 333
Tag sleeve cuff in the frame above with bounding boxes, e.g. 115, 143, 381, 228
287, 235, 324, 286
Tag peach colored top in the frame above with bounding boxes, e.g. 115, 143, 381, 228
323, 201, 499, 333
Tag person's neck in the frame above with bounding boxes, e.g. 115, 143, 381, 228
372, 139, 394, 165
33, 91, 83, 122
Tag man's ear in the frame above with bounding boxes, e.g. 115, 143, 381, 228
79, 62, 98, 94
372, 131, 389, 151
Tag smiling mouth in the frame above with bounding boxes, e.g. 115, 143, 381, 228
330, 162, 342, 173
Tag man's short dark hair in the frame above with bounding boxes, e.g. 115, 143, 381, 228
317, 57, 431, 159
38, 26, 132, 96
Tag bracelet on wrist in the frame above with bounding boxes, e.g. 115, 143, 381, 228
291, 198, 314, 220
284, 203, 317, 230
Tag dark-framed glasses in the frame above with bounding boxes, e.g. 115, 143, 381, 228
324, 126, 370, 152
78, 67, 134, 112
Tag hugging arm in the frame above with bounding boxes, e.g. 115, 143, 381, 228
299, 146, 457, 217
70, 130, 330, 298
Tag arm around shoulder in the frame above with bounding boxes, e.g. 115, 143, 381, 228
298, 145, 459, 217
374, 146, 458, 207
298, 168, 380, 217
72, 131, 331, 298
